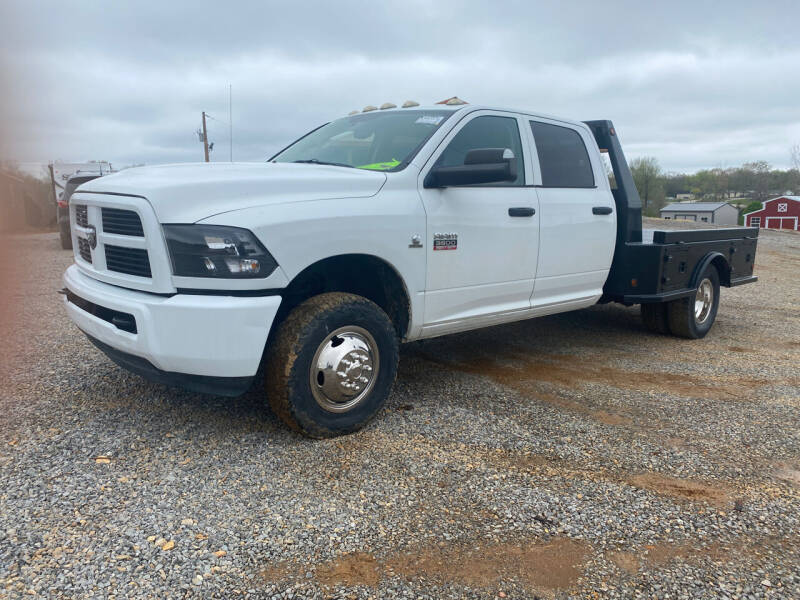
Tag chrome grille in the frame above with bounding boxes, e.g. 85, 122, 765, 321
102, 208, 144, 237
75, 205, 88, 227
105, 245, 152, 278
77, 237, 92, 263
70, 194, 172, 292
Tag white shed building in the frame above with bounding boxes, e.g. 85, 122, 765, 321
659, 202, 739, 225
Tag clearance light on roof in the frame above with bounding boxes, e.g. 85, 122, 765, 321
436, 96, 468, 105
348, 98, 468, 115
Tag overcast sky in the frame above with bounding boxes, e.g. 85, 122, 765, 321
1, 1, 799, 175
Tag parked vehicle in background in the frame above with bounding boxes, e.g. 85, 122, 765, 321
61, 102, 760, 438
57, 173, 106, 249
50, 161, 111, 249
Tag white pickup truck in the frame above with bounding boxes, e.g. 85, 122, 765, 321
63, 103, 759, 437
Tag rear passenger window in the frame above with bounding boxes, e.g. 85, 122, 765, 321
530, 121, 595, 188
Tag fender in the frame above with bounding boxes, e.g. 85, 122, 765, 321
690, 251, 730, 289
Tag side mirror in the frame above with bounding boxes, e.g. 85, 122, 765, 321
424, 148, 517, 188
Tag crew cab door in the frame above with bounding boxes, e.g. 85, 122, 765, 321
418, 111, 539, 333
527, 118, 616, 312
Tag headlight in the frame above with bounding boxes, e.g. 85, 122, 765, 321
163, 225, 278, 278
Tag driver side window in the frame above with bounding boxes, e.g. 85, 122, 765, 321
435, 115, 524, 186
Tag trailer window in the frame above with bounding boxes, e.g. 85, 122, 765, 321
530, 121, 595, 188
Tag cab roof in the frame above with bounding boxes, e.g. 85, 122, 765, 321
349, 104, 589, 131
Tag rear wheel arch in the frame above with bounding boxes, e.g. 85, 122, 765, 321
691, 251, 730, 288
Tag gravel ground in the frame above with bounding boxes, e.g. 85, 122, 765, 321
1, 223, 798, 599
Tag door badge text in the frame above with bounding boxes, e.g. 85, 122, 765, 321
433, 232, 458, 251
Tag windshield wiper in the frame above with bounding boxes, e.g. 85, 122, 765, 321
293, 159, 354, 169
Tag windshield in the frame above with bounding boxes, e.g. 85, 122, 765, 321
271, 110, 453, 171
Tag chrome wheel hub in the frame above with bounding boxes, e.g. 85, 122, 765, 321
310, 326, 379, 413
694, 278, 714, 323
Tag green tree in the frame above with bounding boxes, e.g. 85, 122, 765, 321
630, 156, 665, 216
743, 161, 771, 201
739, 200, 763, 225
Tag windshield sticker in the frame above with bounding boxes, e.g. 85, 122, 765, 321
415, 115, 445, 126
358, 159, 400, 171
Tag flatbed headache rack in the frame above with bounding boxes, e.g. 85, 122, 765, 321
584, 120, 759, 306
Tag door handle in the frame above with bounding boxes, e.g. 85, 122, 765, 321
508, 207, 535, 217
592, 206, 613, 215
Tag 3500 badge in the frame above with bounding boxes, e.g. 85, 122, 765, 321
433, 232, 458, 251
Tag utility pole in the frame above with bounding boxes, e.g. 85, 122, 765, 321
201, 111, 210, 162
229, 84, 233, 162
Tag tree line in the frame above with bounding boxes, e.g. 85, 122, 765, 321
0, 163, 54, 231
629, 152, 800, 218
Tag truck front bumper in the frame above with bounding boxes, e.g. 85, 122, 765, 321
63, 265, 281, 396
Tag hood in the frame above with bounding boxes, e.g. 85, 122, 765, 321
76, 162, 387, 223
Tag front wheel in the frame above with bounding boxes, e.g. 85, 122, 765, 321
667, 265, 720, 339
265, 293, 399, 438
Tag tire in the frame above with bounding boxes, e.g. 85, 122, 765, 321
59, 222, 72, 250
667, 265, 720, 339
641, 303, 670, 334
265, 292, 399, 438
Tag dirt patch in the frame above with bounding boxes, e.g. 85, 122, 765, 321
311, 537, 589, 593
316, 551, 381, 587
642, 542, 692, 566
527, 390, 634, 426
594, 410, 633, 426
259, 561, 294, 584
629, 473, 730, 507
386, 537, 589, 593
775, 462, 800, 487
421, 350, 772, 412
608, 550, 639, 574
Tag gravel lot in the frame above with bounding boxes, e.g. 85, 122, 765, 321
1, 223, 798, 599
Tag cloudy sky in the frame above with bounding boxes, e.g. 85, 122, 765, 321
1, 1, 799, 175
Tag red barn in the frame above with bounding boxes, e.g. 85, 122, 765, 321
743, 196, 800, 231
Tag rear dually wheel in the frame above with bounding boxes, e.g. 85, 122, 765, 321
667, 264, 720, 339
